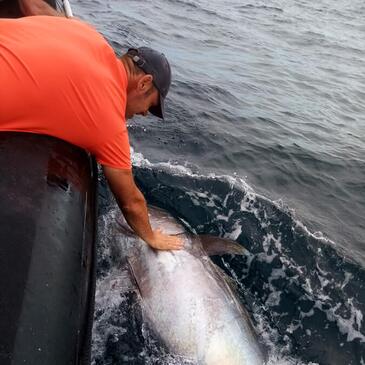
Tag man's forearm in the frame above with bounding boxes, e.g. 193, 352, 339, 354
19, 0, 64, 16
117, 189, 155, 244
103, 165, 183, 250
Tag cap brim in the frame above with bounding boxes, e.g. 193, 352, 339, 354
149, 94, 165, 119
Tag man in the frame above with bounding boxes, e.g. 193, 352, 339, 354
0, 0, 183, 250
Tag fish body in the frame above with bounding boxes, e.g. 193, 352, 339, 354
121, 206, 265, 365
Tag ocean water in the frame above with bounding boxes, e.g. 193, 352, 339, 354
71, 0, 364, 364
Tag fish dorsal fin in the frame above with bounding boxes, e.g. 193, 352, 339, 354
199, 235, 246, 256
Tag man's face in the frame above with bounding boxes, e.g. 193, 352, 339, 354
125, 74, 160, 119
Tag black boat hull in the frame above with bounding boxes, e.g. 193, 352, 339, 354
0, 132, 97, 365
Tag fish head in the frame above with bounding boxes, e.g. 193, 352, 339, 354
147, 205, 186, 235
116, 205, 186, 236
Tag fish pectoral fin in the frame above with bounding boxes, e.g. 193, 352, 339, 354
199, 235, 246, 256
116, 214, 135, 236
102, 266, 139, 295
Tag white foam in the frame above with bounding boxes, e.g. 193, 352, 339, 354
227, 218, 242, 240
314, 299, 365, 343
341, 272, 353, 290
266, 355, 319, 365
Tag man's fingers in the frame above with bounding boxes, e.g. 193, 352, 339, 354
162, 239, 183, 250
150, 231, 184, 251
168, 237, 184, 249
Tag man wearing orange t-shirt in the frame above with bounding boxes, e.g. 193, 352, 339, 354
0, 0, 183, 251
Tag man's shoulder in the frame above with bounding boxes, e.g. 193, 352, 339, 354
20, 15, 107, 50
57, 16, 106, 43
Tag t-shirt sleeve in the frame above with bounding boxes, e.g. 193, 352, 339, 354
94, 128, 131, 169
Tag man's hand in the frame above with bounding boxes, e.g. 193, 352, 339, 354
19, 0, 63, 16
146, 229, 183, 251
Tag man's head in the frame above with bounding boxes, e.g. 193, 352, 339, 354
122, 47, 171, 120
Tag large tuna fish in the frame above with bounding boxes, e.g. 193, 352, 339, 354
118, 206, 266, 365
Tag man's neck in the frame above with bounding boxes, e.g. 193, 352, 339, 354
119, 57, 132, 80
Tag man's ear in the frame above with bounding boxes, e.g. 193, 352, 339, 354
137, 74, 154, 93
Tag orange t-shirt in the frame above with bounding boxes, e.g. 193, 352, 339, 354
0, 15, 131, 169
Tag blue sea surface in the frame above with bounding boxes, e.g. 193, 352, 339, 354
72, 0, 365, 364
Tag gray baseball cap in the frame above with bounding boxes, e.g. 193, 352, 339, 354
127, 47, 171, 119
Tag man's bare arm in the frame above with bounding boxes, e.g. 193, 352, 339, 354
103, 165, 183, 251
19, 0, 64, 16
